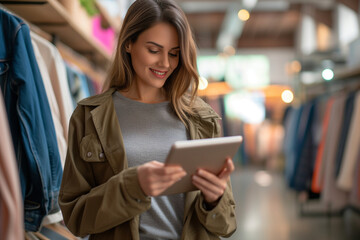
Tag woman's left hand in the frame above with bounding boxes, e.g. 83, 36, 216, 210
192, 158, 235, 205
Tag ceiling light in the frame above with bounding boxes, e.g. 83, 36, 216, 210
281, 90, 294, 103
322, 68, 334, 81
238, 9, 250, 21
198, 77, 209, 90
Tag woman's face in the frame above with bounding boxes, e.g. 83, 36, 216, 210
127, 22, 180, 91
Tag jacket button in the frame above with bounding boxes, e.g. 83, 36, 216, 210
212, 214, 217, 219
87, 152, 92, 157
136, 199, 141, 203
99, 152, 104, 158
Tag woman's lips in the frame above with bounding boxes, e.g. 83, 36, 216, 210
150, 68, 167, 79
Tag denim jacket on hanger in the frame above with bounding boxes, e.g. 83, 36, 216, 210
0, 9, 62, 231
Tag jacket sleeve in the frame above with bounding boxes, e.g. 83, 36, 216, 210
59, 106, 151, 237
194, 181, 237, 237
194, 114, 237, 237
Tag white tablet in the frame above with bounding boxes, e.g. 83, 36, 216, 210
161, 135, 243, 195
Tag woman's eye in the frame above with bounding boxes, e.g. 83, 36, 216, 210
169, 52, 178, 57
149, 49, 158, 54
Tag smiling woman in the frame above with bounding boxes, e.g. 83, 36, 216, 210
123, 22, 180, 103
103, 0, 200, 125
58, 0, 237, 239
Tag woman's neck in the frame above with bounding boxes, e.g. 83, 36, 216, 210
119, 84, 167, 104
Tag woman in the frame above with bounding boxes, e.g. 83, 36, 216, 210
59, 0, 236, 239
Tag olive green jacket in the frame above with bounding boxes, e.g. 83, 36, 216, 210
59, 88, 236, 240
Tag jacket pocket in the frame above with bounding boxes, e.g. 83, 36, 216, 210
80, 134, 106, 162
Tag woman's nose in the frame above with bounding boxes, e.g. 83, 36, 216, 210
159, 53, 170, 68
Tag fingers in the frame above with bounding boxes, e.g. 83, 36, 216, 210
147, 171, 186, 196
192, 158, 235, 203
149, 161, 185, 175
196, 169, 226, 189
192, 174, 224, 202
218, 158, 235, 179
155, 169, 187, 183
150, 161, 164, 167
150, 173, 185, 195
137, 161, 187, 196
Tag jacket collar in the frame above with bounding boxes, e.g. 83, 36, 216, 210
83, 87, 127, 173
78, 87, 117, 106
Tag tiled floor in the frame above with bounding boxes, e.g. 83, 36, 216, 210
225, 165, 360, 240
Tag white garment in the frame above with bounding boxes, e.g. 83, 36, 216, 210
31, 32, 74, 141
337, 91, 360, 191
31, 35, 65, 226
31, 36, 67, 168
349, 149, 360, 207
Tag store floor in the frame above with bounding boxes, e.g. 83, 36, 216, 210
225, 165, 360, 240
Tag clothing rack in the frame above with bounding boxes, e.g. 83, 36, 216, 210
297, 194, 360, 218
302, 67, 360, 101
0, 4, 98, 239
30, 22, 52, 42
300, 81, 360, 218
284, 67, 360, 219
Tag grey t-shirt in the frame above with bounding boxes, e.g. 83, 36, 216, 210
113, 91, 188, 240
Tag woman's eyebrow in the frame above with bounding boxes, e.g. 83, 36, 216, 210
146, 41, 180, 50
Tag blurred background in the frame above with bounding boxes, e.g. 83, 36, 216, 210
1, 0, 360, 239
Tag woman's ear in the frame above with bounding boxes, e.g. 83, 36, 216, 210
125, 42, 132, 53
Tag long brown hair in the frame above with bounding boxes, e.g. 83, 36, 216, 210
103, 0, 199, 125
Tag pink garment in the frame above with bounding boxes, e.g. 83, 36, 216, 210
92, 15, 115, 55
92, 16, 115, 54
0, 92, 24, 240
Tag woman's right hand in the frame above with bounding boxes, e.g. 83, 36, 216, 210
137, 161, 187, 196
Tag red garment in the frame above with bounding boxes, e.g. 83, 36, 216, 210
311, 97, 334, 193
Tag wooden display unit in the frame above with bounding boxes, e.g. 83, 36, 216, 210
1, 0, 112, 68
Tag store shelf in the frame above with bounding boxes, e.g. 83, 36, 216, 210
1, 0, 112, 68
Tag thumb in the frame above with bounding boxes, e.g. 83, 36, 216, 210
218, 158, 234, 179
